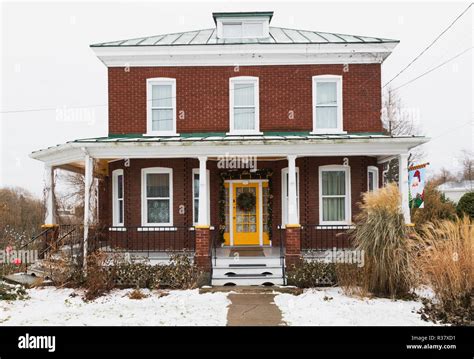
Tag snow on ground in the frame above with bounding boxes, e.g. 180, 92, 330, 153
274, 287, 437, 326
0, 287, 230, 326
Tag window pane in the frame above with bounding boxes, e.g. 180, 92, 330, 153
146, 173, 170, 197
234, 83, 255, 106
322, 171, 346, 195
368, 172, 374, 191
316, 107, 337, 129
243, 23, 263, 37
193, 174, 200, 197
118, 199, 124, 224
152, 109, 173, 131
234, 108, 255, 130
223, 23, 242, 38
316, 82, 337, 106
147, 199, 170, 223
117, 175, 123, 199
152, 84, 172, 107
194, 198, 199, 223
323, 197, 345, 221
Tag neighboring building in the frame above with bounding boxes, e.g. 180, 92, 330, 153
30, 11, 427, 285
438, 180, 474, 203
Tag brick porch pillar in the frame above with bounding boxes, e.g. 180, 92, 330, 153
194, 227, 211, 271
285, 225, 302, 267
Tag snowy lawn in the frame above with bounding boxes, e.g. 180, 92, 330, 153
275, 287, 438, 326
0, 287, 230, 326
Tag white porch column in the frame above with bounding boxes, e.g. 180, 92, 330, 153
398, 153, 411, 224
196, 156, 209, 227
287, 155, 299, 226
83, 153, 94, 268
44, 164, 56, 225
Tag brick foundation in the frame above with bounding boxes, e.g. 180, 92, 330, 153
194, 227, 211, 271
285, 227, 302, 268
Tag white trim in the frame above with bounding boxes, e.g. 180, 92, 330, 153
281, 167, 300, 225
367, 165, 379, 192
228, 76, 262, 135
137, 227, 177, 232
398, 153, 411, 223
216, 16, 270, 39
229, 182, 234, 246
141, 167, 173, 226
30, 138, 429, 166
318, 164, 352, 225
146, 78, 178, 137
109, 227, 127, 232
192, 168, 210, 226
311, 75, 345, 134
112, 169, 124, 226
91, 42, 398, 67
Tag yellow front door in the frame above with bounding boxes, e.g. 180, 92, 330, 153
232, 182, 260, 246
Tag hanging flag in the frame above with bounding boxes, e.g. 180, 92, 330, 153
408, 163, 429, 209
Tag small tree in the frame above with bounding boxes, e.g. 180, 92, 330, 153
381, 88, 424, 184
456, 192, 474, 218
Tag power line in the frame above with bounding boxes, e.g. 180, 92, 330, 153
383, 3, 473, 88
391, 46, 473, 91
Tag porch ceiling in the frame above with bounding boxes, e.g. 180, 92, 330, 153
30, 133, 429, 166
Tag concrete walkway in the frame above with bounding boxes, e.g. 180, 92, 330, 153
226, 293, 286, 326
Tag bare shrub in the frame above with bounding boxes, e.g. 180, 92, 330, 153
286, 261, 336, 288
83, 252, 121, 301
128, 288, 149, 300
349, 183, 418, 298
413, 216, 473, 324
334, 263, 368, 297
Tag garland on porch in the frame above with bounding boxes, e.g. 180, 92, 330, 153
218, 169, 273, 243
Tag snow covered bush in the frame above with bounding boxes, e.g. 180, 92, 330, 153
0, 282, 28, 301
349, 183, 418, 298
413, 215, 473, 325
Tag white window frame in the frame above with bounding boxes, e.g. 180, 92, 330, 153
216, 17, 270, 39
112, 169, 124, 227
146, 78, 178, 137
311, 75, 345, 135
141, 167, 173, 227
367, 166, 379, 192
228, 76, 262, 135
281, 167, 300, 225
319, 165, 352, 225
192, 168, 210, 225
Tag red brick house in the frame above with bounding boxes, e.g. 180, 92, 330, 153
31, 11, 427, 285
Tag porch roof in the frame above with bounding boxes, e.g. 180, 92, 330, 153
30, 133, 428, 166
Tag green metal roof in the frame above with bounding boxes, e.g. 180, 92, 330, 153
90, 27, 398, 47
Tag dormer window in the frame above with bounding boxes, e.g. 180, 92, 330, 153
222, 21, 264, 38
214, 11, 272, 39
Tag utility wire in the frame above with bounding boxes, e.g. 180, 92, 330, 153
391, 46, 473, 91
383, 3, 473, 88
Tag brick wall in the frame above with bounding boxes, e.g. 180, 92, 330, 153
108, 64, 382, 135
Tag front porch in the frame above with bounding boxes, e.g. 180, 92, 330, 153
29, 133, 427, 284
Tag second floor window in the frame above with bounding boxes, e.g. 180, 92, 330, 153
229, 77, 261, 135
312, 75, 344, 134
146, 78, 177, 136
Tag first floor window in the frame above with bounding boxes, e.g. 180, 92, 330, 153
112, 169, 124, 226
142, 168, 173, 226
281, 167, 300, 225
192, 169, 210, 225
367, 166, 379, 192
319, 165, 351, 224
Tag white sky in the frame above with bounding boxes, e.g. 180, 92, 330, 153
1, 0, 473, 197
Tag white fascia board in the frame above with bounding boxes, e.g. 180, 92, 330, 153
91, 42, 398, 67
30, 137, 428, 165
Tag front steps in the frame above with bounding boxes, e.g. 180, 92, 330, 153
211, 255, 285, 286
